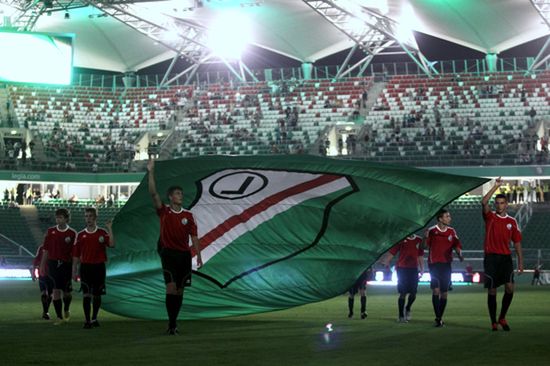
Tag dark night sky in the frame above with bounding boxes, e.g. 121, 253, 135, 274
75, 32, 548, 76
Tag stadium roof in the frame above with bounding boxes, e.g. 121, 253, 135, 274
2, 0, 549, 73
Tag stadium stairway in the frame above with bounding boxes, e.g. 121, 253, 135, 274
158, 129, 182, 160
0, 87, 9, 126
364, 81, 387, 112
18, 205, 44, 249
28, 130, 49, 162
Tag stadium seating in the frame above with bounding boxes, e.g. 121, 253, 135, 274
172, 78, 370, 157
7, 85, 190, 171
521, 209, 550, 249
4, 71, 550, 169
0, 204, 37, 253
361, 72, 550, 165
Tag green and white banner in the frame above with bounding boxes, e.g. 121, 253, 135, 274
105, 155, 487, 319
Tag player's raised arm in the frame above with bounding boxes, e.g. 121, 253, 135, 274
482, 177, 502, 213
147, 158, 163, 210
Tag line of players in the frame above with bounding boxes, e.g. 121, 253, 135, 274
32, 175, 521, 332
32, 207, 115, 329
32, 158, 201, 334
348, 177, 523, 331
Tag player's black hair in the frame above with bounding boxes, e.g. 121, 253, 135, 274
495, 194, 507, 201
436, 209, 449, 221
55, 208, 70, 220
166, 186, 183, 198
84, 207, 97, 218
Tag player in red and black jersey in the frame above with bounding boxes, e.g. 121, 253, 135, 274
481, 177, 523, 331
32, 245, 53, 320
39, 208, 77, 324
382, 234, 424, 323
148, 158, 203, 335
72, 208, 115, 329
425, 209, 463, 327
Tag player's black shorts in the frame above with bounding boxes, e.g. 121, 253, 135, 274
349, 269, 372, 294
160, 248, 192, 289
80, 263, 106, 296
397, 267, 419, 294
47, 260, 72, 292
484, 254, 514, 289
39, 275, 54, 294
429, 262, 452, 292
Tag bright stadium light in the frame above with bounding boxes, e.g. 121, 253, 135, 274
208, 10, 252, 60
395, 3, 417, 44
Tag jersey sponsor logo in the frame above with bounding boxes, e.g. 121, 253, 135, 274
181, 218, 188, 225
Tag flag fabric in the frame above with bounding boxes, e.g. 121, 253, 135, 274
104, 155, 487, 319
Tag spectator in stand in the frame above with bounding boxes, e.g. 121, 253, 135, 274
529, 107, 537, 125
362, 89, 368, 108
26, 186, 33, 205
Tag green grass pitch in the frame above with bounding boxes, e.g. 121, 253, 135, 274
0, 279, 549, 366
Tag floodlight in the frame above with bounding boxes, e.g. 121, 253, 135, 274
395, 3, 417, 45
208, 10, 252, 60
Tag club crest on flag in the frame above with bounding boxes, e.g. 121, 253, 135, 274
189, 169, 356, 287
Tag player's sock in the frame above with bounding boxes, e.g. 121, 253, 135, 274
348, 297, 354, 317
405, 294, 416, 311
174, 295, 183, 320
431, 295, 440, 319
487, 294, 497, 324
438, 298, 447, 319
166, 294, 178, 329
41, 294, 50, 313
499, 292, 514, 320
92, 296, 102, 320
398, 297, 405, 318
63, 294, 72, 312
360, 296, 366, 314
83, 296, 92, 323
53, 299, 63, 319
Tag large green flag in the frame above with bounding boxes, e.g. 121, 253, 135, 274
105, 155, 487, 319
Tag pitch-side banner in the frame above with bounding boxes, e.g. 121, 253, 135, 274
104, 155, 487, 319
